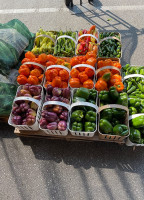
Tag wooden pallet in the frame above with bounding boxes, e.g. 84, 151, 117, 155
14, 128, 125, 144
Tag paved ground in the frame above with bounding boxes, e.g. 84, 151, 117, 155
0, 0, 144, 199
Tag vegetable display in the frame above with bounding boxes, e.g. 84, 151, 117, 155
99, 32, 121, 58
54, 30, 76, 57
32, 29, 57, 55
45, 84, 70, 104
76, 25, 98, 55
70, 106, 96, 132
40, 104, 68, 131
99, 108, 128, 136
73, 87, 97, 104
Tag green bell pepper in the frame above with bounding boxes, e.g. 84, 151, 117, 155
71, 122, 83, 131
131, 115, 144, 128
89, 89, 97, 100
72, 97, 86, 103
112, 108, 126, 119
113, 124, 129, 136
129, 107, 137, 115
111, 118, 120, 127
100, 109, 112, 121
116, 92, 128, 107
129, 127, 141, 143
75, 87, 89, 99
71, 110, 84, 122
85, 110, 96, 122
99, 119, 113, 134
99, 90, 110, 102
85, 122, 96, 132
109, 86, 119, 100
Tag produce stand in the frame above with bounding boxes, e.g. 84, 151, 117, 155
1, 24, 143, 148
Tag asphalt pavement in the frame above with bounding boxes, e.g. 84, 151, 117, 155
0, 0, 144, 199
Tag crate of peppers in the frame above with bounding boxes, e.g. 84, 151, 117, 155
122, 64, 144, 146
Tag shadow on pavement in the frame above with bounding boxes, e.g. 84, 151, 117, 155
70, 5, 144, 65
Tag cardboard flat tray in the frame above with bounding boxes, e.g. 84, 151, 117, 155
14, 128, 125, 144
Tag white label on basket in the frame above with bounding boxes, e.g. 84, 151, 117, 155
35, 34, 56, 43
43, 101, 70, 111
71, 102, 98, 111
99, 36, 121, 45
46, 65, 70, 73
129, 113, 144, 120
73, 64, 95, 72
96, 66, 121, 74
22, 62, 45, 71
14, 97, 40, 106
123, 74, 144, 81
78, 34, 99, 42
99, 104, 129, 113
57, 35, 77, 44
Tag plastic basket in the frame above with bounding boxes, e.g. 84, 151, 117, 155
126, 114, 144, 147
69, 102, 98, 137
8, 94, 44, 131
76, 33, 99, 56
18, 62, 46, 86
98, 32, 122, 59
69, 64, 96, 90
98, 104, 129, 142
39, 101, 70, 136
43, 65, 70, 89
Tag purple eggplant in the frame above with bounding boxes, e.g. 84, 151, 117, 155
60, 110, 68, 121
62, 88, 70, 99
46, 84, 53, 95
52, 87, 62, 97
58, 121, 67, 131
12, 116, 22, 125
47, 122, 58, 130
40, 118, 48, 129
42, 111, 58, 122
